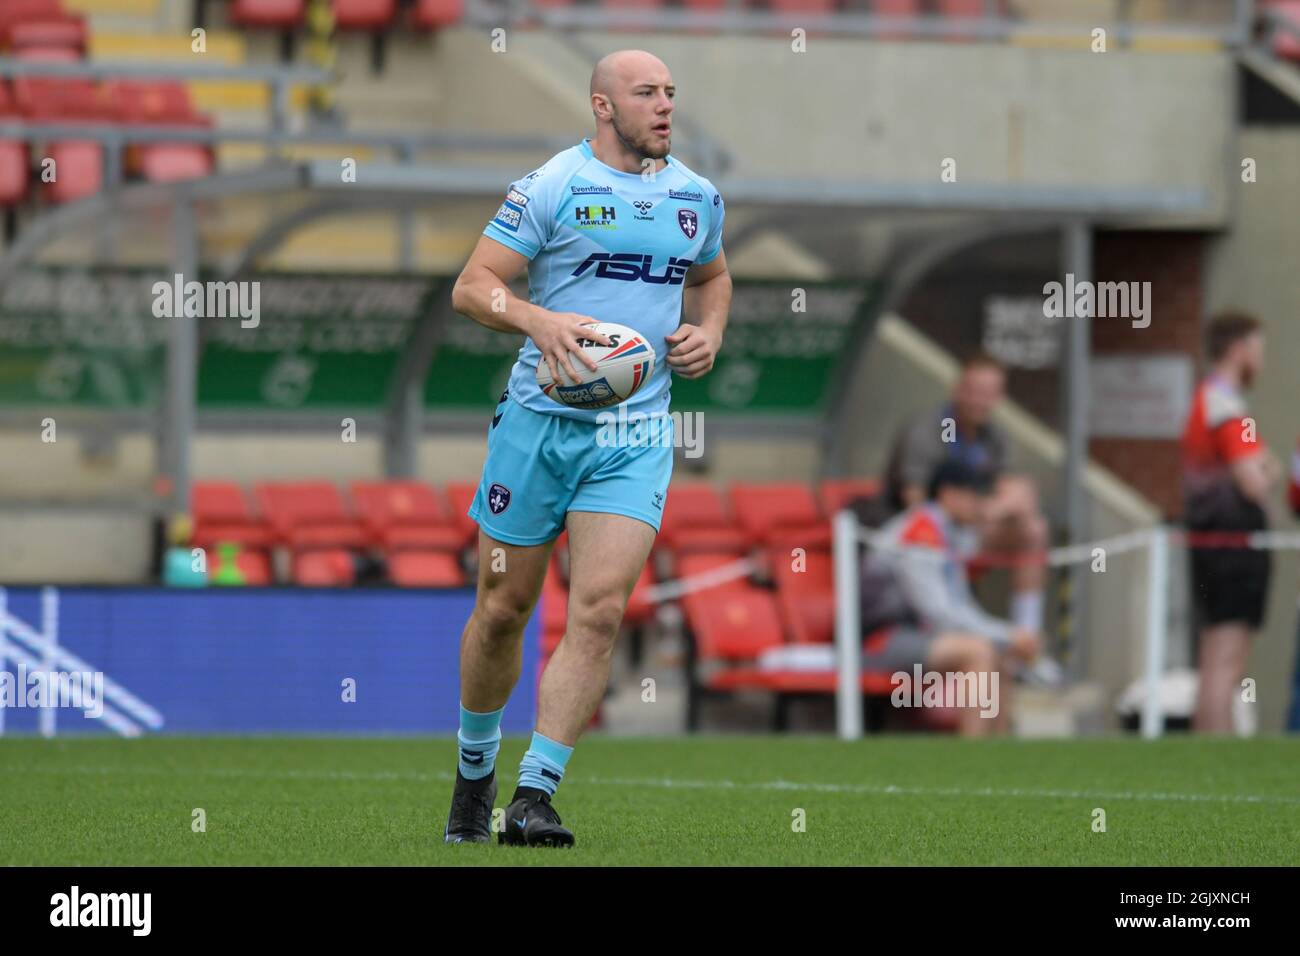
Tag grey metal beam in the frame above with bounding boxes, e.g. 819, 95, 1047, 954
163, 199, 200, 518
384, 281, 454, 478
0, 121, 580, 153
1060, 219, 1094, 680
0, 57, 330, 83
467, 4, 1245, 45
303, 160, 1212, 216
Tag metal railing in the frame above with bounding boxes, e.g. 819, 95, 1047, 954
470, 0, 1256, 47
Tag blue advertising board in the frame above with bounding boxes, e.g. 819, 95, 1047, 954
0, 588, 539, 735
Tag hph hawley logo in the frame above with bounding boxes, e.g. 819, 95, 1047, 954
677, 209, 698, 239
575, 205, 617, 229
487, 483, 511, 515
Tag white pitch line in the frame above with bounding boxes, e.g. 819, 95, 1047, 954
4, 763, 1299, 807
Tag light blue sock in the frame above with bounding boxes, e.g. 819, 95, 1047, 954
516, 731, 573, 797
457, 703, 504, 781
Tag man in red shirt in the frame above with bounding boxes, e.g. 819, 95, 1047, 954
1288, 437, 1300, 732
1181, 312, 1280, 734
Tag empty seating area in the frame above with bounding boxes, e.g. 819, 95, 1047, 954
216, 0, 464, 33
0, 1, 216, 213
190, 475, 910, 728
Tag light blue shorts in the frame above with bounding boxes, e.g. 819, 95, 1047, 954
468, 391, 675, 547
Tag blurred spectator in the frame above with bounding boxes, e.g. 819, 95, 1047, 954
859, 460, 1042, 737
1181, 312, 1279, 734
1287, 436, 1300, 733
881, 352, 1049, 638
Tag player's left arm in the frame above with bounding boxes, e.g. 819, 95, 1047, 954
667, 250, 731, 379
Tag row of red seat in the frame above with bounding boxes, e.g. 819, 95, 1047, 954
0, 73, 216, 206
0, 0, 86, 57
192, 477, 879, 558
223, 0, 462, 31
189, 476, 879, 587
221, 0, 983, 30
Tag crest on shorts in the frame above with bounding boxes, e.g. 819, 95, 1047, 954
677, 209, 698, 239
487, 483, 511, 515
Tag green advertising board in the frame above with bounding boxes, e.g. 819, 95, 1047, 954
0, 268, 877, 417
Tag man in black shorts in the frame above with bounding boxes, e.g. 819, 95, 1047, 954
1180, 313, 1280, 734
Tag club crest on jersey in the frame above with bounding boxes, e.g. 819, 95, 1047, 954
487, 483, 511, 515
677, 209, 698, 239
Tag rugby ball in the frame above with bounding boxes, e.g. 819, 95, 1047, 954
535, 322, 655, 410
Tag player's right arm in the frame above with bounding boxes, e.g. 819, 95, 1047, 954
451, 235, 608, 385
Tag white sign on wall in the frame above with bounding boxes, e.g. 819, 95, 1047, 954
982, 296, 1063, 369
1089, 354, 1193, 439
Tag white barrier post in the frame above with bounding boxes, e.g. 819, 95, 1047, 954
1141, 526, 1170, 739
39, 587, 58, 738
0, 587, 7, 737
833, 509, 863, 741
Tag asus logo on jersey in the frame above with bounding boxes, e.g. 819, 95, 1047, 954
571, 253, 693, 284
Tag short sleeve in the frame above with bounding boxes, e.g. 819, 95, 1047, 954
1204, 384, 1263, 464
695, 189, 725, 265
483, 168, 554, 259
1211, 418, 1263, 463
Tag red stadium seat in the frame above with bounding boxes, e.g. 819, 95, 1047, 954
1271, 2, 1300, 61
350, 480, 470, 551
770, 546, 835, 644
110, 81, 215, 183
683, 584, 784, 662
43, 140, 101, 203
444, 481, 482, 544
228, 0, 306, 27
387, 550, 465, 587
0, 85, 27, 208
255, 481, 369, 549
191, 481, 273, 549
675, 550, 753, 596
770, 0, 834, 13
657, 482, 749, 554
6, 16, 87, 57
333, 0, 397, 29
818, 477, 881, 517
729, 481, 829, 547
409, 0, 464, 29
292, 548, 356, 586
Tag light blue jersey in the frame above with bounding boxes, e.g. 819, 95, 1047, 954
483, 138, 725, 423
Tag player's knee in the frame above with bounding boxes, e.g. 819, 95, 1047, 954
568, 593, 626, 647
475, 589, 535, 639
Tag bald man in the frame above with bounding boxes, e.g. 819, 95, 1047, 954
445, 50, 731, 847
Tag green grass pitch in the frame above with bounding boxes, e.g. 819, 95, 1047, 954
1, 736, 1297, 866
